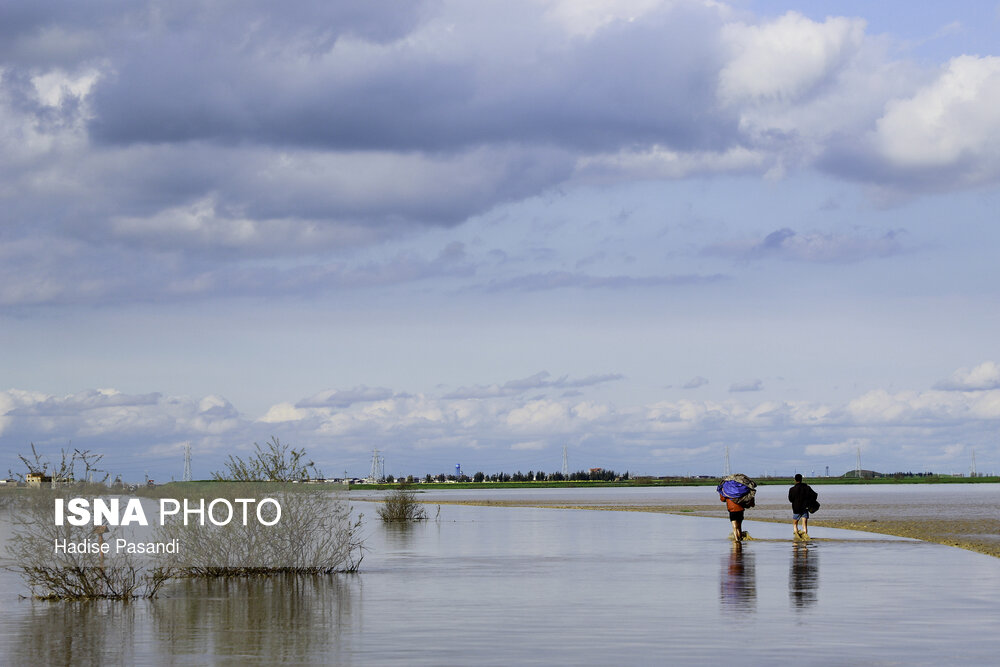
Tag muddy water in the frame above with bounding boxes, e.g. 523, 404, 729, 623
1, 489, 999, 665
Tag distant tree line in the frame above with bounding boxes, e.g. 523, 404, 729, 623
401, 469, 629, 483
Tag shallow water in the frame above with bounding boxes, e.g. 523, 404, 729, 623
2, 489, 999, 665
377, 481, 1000, 519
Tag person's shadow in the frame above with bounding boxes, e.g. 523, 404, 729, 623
719, 543, 757, 612
789, 541, 819, 609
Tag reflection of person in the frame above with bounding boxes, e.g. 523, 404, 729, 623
789, 542, 819, 608
720, 492, 746, 543
788, 474, 817, 538
720, 544, 756, 611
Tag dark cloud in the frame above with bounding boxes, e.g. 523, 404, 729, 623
81, 1, 735, 154
444, 371, 623, 400
296, 386, 400, 409
729, 379, 763, 392
2, 0, 998, 315
683, 376, 709, 389
703, 227, 905, 263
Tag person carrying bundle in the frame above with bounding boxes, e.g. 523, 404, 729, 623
788, 474, 819, 539
717, 473, 757, 543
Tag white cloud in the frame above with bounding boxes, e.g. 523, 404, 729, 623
934, 361, 1000, 391
719, 11, 866, 104
805, 438, 869, 457
6, 372, 1000, 478
507, 400, 571, 430
539, 0, 667, 37
511, 440, 547, 451
874, 56, 1000, 175
31, 67, 100, 107
258, 403, 308, 424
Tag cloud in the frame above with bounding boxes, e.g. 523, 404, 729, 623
511, 440, 547, 451
6, 375, 1000, 478
704, 227, 905, 263
0, 388, 252, 478
934, 361, 1000, 391
296, 386, 402, 409
873, 56, 1000, 173
825, 55, 1000, 192
804, 438, 869, 457
6, 1, 1000, 312
719, 12, 866, 104
729, 379, 763, 393
0, 236, 476, 306
683, 376, 709, 389
445, 371, 623, 400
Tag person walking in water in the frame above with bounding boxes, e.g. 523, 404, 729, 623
717, 474, 756, 544
788, 474, 817, 539
721, 492, 746, 543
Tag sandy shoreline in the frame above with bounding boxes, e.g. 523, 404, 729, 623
421, 499, 1000, 558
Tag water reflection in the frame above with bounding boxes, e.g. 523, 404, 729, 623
381, 521, 420, 550
719, 544, 756, 612
789, 543, 819, 609
152, 575, 360, 663
14, 600, 139, 664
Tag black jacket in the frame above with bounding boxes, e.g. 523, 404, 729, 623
788, 482, 817, 514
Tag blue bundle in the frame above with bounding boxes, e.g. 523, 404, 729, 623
718, 479, 749, 499
716, 473, 757, 508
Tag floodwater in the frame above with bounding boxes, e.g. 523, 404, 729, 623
2, 486, 999, 665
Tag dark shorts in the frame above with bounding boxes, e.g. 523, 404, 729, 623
729, 510, 744, 522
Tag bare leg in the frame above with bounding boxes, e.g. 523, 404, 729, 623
801, 515, 808, 537
731, 520, 742, 542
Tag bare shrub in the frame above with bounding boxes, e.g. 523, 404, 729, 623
377, 484, 428, 522
212, 436, 320, 482
158, 483, 365, 576
6, 490, 172, 600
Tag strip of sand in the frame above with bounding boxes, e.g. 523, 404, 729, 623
421, 499, 1000, 558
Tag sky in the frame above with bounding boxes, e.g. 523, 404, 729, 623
2, 0, 1000, 482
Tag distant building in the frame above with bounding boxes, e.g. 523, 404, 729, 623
26, 472, 52, 488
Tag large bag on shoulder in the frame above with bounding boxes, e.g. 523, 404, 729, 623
717, 473, 757, 509
807, 488, 820, 514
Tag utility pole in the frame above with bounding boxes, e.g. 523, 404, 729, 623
971, 449, 977, 478
856, 448, 862, 479
183, 443, 192, 482
562, 445, 569, 478
724, 446, 731, 477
